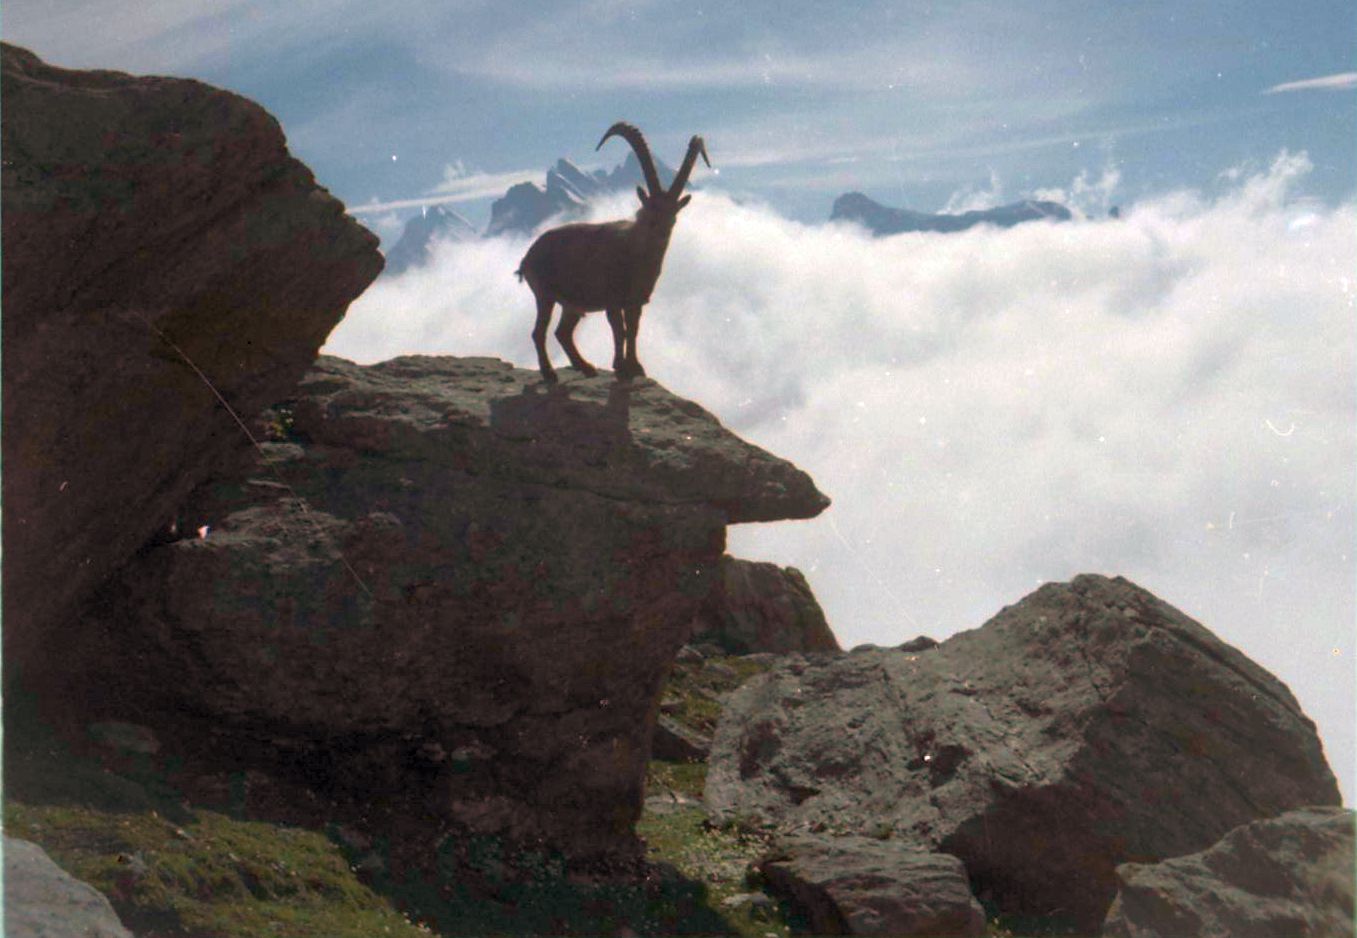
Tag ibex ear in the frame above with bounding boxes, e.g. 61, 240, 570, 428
636, 186, 650, 207
677, 194, 692, 210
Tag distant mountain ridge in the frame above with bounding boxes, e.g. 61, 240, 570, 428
831, 191, 1071, 236
382, 204, 477, 276
485, 151, 677, 238
381, 152, 679, 276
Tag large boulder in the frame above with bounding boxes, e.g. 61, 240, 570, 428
706, 574, 1339, 932
1, 43, 383, 682
4, 837, 133, 938
1103, 806, 1355, 938
691, 556, 841, 655
759, 835, 986, 937
82, 356, 828, 868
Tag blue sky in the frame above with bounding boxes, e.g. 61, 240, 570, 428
6, 1, 1355, 229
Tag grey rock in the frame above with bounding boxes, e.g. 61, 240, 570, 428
675, 645, 706, 664
89, 355, 827, 866
707, 574, 1340, 932
759, 835, 985, 937
4, 837, 133, 938
652, 715, 711, 763
701, 661, 740, 682
1103, 806, 1355, 938
720, 891, 778, 919
691, 556, 841, 655
1, 43, 382, 684
897, 636, 938, 653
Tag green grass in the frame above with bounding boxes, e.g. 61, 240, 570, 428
637, 806, 789, 938
4, 802, 433, 938
1, 652, 792, 936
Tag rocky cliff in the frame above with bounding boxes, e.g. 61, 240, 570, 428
0, 43, 384, 683
80, 356, 828, 873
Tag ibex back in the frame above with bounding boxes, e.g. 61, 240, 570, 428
516, 122, 709, 381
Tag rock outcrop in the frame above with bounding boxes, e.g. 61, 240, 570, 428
830, 192, 1071, 236
4, 837, 134, 938
1103, 806, 1355, 938
84, 356, 828, 869
706, 574, 1339, 932
690, 556, 840, 655
1, 43, 383, 683
759, 835, 986, 937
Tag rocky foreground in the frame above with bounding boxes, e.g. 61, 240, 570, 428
707, 574, 1346, 934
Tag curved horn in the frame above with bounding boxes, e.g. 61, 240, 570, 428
668, 135, 710, 195
597, 122, 662, 196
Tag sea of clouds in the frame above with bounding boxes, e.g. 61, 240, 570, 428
327, 152, 1355, 800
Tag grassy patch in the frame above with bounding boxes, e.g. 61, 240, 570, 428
645, 760, 708, 801
4, 802, 433, 938
661, 655, 775, 739
637, 806, 788, 938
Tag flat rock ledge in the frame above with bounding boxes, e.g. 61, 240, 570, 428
82, 355, 828, 872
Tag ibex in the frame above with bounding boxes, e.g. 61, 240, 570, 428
516, 122, 709, 381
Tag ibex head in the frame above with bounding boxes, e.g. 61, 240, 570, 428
597, 122, 710, 234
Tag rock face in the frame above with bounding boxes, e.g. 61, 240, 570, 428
759, 836, 986, 937
1103, 806, 1355, 938
706, 574, 1340, 932
830, 192, 1071, 236
0, 43, 383, 683
691, 556, 840, 654
5, 837, 133, 938
87, 355, 828, 867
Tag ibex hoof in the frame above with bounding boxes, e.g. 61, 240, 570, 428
540, 368, 559, 384
575, 364, 598, 378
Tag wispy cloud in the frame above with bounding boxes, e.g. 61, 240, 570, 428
428, 164, 543, 200
1264, 72, 1357, 94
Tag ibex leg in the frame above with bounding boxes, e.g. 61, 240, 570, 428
532, 295, 557, 381
556, 306, 597, 377
606, 308, 625, 374
621, 307, 646, 378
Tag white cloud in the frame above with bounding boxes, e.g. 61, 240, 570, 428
1265, 72, 1357, 94
427, 164, 542, 201
327, 156, 1356, 801
942, 169, 1006, 213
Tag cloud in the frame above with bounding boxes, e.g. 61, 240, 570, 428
327, 155, 1356, 801
347, 165, 543, 215
1265, 72, 1357, 94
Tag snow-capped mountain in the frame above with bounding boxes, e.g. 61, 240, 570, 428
382, 204, 478, 276
831, 192, 1071, 236
485, 152, 678, 238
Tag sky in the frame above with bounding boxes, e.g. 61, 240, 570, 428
5, 2, 1354, 799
